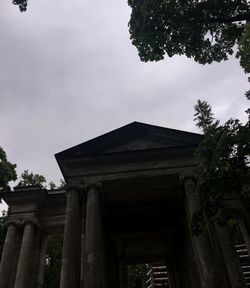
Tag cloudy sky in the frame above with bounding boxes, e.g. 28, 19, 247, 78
0, 0, 249, 208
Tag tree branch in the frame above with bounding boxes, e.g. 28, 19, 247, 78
209, 13, 250, 24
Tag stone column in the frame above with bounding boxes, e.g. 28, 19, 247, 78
60, 184, 82, 288
81, 195, 86, 288
116, 240, 127, 288
106, 241, 119, 288
183, 176, 219, 288
84, 183, 103, 288
213, 223, 246, 287
29, 229, 47, 288
238, 218, 250, 256
0, 221, 20, 288
118, 258, 128, 288
36, 233, 48, 288
14, 221, 35, 288
167, 258, 179, 288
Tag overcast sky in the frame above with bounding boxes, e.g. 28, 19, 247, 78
0, 0, 249, 210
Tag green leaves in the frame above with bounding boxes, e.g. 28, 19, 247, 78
0, 147, 17, 192
128, 264, 148, 288
17, 170, 65, 190
17, 169, 47, 188
12, 0, 27, 12
44, 235, 63, 288
194, 100, 218, 133
128, 0, 249, 64
192, 99, 250, 234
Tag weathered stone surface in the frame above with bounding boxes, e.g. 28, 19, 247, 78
84, 184, 103, 288
213, 224, 246, 288
60, 185, 81, 288
0, 223, 20, 288
14, 222, 35, 288
183, 177, 220, 288
0, 123, 247, 288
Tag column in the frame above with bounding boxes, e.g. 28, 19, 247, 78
36, 233, 48, 288
60, 184, 82, 288
0, 222, 20, 288
167, 258, 179, 288
81, 195, 86, 288
118, 258, 128, 288
84, 183, 103, 288
116, 240, 127, 288
213, 223, 246, 287
183, 176, 219, 288
106, 241, 119, 288
238, 218, 250, 256
14, 221, 35, 288
29, 229, 47, 288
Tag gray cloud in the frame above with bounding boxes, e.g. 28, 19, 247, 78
0, 0, 249, 204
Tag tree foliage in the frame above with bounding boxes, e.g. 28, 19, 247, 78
13, 0, 27, 12
128, 0, 250, 64
194, 100, 219, 132
17, 169, 47, 188
128, 264, 148, 288
44, 234, 63, 288
237, 23, 250, 74
192, 98, 250, 235
0, 147, 17, 193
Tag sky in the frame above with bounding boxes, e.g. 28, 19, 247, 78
0, 0, 249, 211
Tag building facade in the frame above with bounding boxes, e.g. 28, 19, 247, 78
0, 122, 250, 288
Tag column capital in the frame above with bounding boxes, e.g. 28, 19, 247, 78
60, 180, 82, 288
179, 173, 197, 185
6, 219, 23, 229
7, 218, 39, 229
24, 218, 40, 229
82, 181, 102, 192
65, 182, 83, 193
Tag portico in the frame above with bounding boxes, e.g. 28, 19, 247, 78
0, 122, 249, 287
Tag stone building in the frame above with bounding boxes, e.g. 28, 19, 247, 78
0, 122, 250, 288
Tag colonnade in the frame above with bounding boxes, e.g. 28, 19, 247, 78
0, 219, 47, 288
60, 183, 104, 288
0, 182, 104, 288
0, 178, 250, 288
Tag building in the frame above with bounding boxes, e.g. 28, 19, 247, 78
0, 122, 249, 288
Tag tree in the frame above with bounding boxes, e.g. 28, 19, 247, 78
191, 97, 250, 235
13, 0, 27, 12
128, 0, 250, 65
17, 169, 47, 188
44, 234, 63, 288
237, 22, 250, 97
0, 147, 17, 193
237, 23, 250, 75
48, 179, 66, 190
128, 264, 148, 288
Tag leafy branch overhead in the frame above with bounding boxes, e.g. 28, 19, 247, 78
237, 23, 250, 74
13, 0, 27, 12
0, 147, 17, 192
192, 99, 250, 235
128, 0, 250, 65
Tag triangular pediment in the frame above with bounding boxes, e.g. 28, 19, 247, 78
55, 122, 203, 160
101, 136, 174, 153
